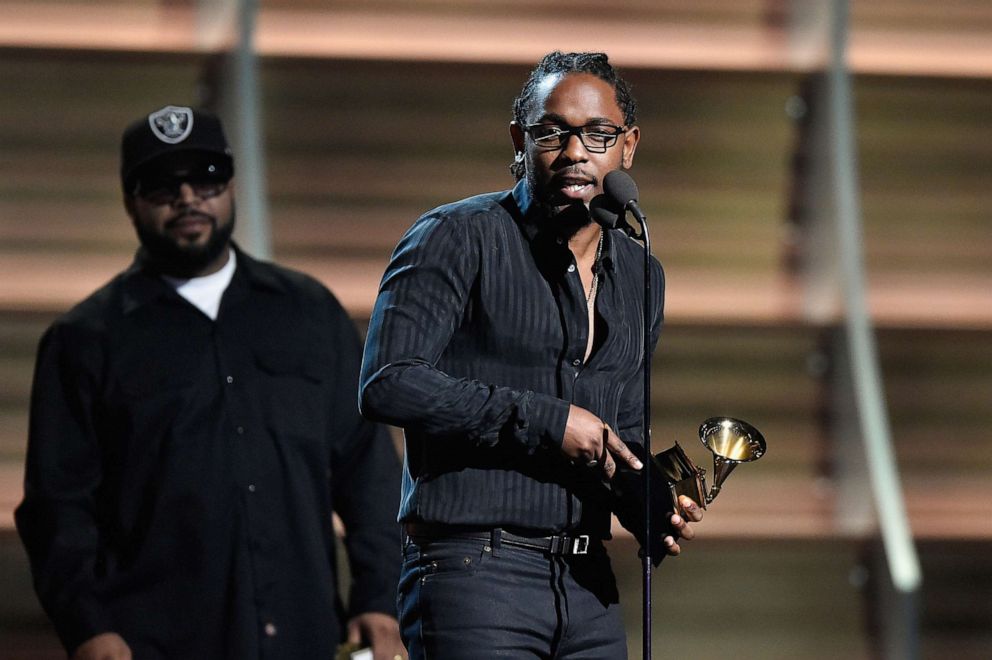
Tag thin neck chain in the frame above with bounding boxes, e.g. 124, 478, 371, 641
587, 229, 605, 305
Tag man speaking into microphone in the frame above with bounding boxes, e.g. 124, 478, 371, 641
360, 51, 703, 658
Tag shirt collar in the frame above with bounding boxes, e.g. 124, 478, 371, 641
120, 242, 287, 315
120, 256, 172, 315
510, 177, 539, 228
509, 178, 615, 274
232, 244, 287, 293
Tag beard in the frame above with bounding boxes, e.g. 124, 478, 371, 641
526, 160, 597, 239
136, 207, 236, 278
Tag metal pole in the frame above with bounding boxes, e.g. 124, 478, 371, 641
196, 0, 271, 259
826, 1, 922, 657
640, 214, 653, 660
788, 2, 921, 656
229, 0, 271, 259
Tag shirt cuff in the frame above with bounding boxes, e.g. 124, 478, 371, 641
524, 392, 570, 449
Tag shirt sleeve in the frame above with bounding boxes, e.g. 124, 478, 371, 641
615, 257, 666, 448
14, 323, 114, 653
359, 209, 570, 450
324, 297, 403, 619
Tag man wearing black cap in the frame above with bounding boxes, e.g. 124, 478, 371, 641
16, 105, 405, 660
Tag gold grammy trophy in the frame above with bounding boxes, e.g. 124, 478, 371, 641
613, 416, 767, 564
654, 417, 767, 512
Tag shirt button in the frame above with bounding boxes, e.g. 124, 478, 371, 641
567, 264, 576, 272
264, 622, 277, 637
572, 358, 582, 366
236, 426, 245, 435
247, 484, 256, 493
226, 375, 234, 384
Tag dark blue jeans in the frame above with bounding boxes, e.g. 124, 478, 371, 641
398, 533, 627, 659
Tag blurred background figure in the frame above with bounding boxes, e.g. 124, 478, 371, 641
0, 1, 989, 659
13, 105, 404, 660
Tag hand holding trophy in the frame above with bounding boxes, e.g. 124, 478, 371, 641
613, 417, 766, 564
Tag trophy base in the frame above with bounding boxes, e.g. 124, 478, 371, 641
612, 442, 708, 566
654, 443, 708, 514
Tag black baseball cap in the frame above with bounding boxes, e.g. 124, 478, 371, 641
120, 105, 234, 193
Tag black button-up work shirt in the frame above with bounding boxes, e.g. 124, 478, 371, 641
361, 180, 664, 538
16, 247, 401, 658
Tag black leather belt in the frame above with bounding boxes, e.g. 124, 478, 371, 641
405, 522, 597, 556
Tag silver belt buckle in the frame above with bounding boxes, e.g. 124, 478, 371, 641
572, 535, 590, 555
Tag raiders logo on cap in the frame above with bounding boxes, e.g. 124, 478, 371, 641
148, 106, 194, 144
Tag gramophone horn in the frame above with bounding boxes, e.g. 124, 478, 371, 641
698, 417, 766, 503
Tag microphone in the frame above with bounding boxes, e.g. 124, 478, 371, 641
589, 194, 622, 230
602, 170, 646, 226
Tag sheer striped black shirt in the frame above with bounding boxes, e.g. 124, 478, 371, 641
360, 179, 664, 538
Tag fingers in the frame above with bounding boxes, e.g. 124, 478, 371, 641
601, 444, 617, 479
349, 613, 406, 660
664, 516, 689, 556
663, 510, 703, 556
604, 427, 643, 471
561, 405, 607, 463
670, 513, 695, 541
346, 619, 361, 645
677, 495, 704, 522
561, 410, 648, 480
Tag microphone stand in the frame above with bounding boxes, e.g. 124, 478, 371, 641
593, 183, 654, 660
628, 203, 653, 660
608, 194, 653, 659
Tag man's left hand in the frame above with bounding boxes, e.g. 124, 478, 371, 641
662, 495, 704, 556
346, 612, 406, 660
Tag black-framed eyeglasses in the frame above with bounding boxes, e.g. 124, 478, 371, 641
134, 174, 230, 206
523, 123, 627, 154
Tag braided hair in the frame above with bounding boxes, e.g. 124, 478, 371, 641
510, 51, 637, 180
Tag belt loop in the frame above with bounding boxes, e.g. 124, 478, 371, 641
490, 528, 502, 558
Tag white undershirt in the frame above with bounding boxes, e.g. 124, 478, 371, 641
161, 248, 237, 321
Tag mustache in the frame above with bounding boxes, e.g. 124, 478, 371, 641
549, 167, 597, 185
165, 210, 216, 227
